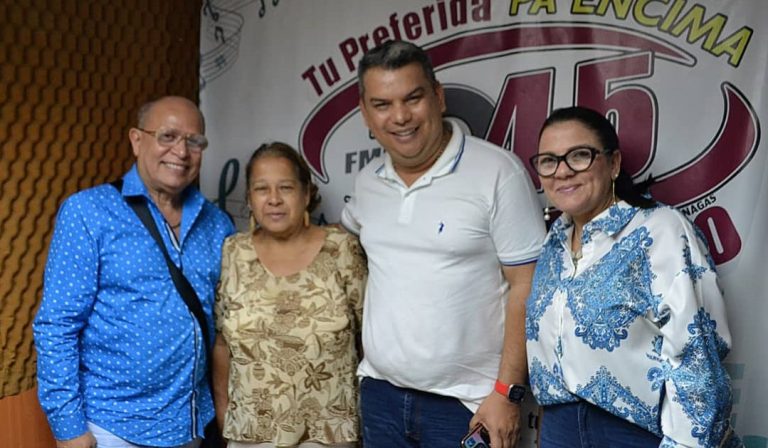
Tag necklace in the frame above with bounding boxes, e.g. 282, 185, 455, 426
435, 145, 445, 161
569, 248, 583, 278
168, 221, 181, 229
570, 248, 582, 262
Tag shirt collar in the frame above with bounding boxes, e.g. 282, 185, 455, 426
121, 164, 152, 198
551, 200, 638, 244
119, 164, 206, 223
376, 118, 466, 186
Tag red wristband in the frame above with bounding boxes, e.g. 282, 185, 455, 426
494, 379, 510, 396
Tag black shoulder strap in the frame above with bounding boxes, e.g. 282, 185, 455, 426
110, 179, 212, 365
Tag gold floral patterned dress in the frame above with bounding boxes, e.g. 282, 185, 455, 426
215, 227, 366, 446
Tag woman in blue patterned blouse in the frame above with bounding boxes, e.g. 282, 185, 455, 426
525, 106, 740, 447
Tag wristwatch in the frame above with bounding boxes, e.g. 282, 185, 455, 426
494, 379, 526, 404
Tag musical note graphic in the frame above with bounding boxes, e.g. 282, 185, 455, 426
200, 0, 279, 89
202, 0, 220, 20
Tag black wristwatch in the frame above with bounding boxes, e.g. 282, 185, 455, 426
495, 379, 526, 404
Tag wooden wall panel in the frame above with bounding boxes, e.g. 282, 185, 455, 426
0, 388, 55, 448
0, 0, 202, 446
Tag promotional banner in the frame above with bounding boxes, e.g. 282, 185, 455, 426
200, 1, 767, 445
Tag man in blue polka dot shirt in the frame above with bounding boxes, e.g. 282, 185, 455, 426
34, 96, 235, 448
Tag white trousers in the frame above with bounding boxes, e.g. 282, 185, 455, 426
88, 422, 202, 448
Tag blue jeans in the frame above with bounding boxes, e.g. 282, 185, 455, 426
539, 402, 662, 448
360, 377, 474, 448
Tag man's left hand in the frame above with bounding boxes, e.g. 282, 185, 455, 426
469, 391, 521, 448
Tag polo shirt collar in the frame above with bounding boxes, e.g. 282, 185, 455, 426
376, 118, 466, 186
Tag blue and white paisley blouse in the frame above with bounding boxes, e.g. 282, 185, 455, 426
526, 201, 741, 447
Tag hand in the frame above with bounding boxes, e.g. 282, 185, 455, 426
56, 432, 96, 448
469, 392, 521, 448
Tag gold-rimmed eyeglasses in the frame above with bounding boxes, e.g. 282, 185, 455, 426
137, 127, 209, 152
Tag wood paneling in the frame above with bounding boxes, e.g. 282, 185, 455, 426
0, 0, 202, 445
0, 0, 202, 397
0, 388, 55, 448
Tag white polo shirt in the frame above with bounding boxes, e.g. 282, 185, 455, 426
341, 119, 546, 409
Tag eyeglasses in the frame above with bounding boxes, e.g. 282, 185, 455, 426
137, 127, 208, 152
529, 146, 612, 177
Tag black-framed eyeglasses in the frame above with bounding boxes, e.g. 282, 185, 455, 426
137, 127, 209, 153
529, 146, 612, 177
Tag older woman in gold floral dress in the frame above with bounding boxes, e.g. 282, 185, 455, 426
212, 142, 366, 448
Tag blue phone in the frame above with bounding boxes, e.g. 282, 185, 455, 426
461, 424, 491, 448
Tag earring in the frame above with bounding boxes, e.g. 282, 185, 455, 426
304, 210, 310, 228
612, 175, 618, 205
543, 199, 556, 222
249, 212, 258, 233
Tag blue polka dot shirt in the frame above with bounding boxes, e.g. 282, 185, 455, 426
34, 164, 235, 446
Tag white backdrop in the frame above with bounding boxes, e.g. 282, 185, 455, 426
199, 1, 768, 445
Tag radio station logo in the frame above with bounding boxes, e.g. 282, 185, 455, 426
299, 21, 760, 265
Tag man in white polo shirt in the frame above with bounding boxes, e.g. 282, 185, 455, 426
341, 40, 546, 448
